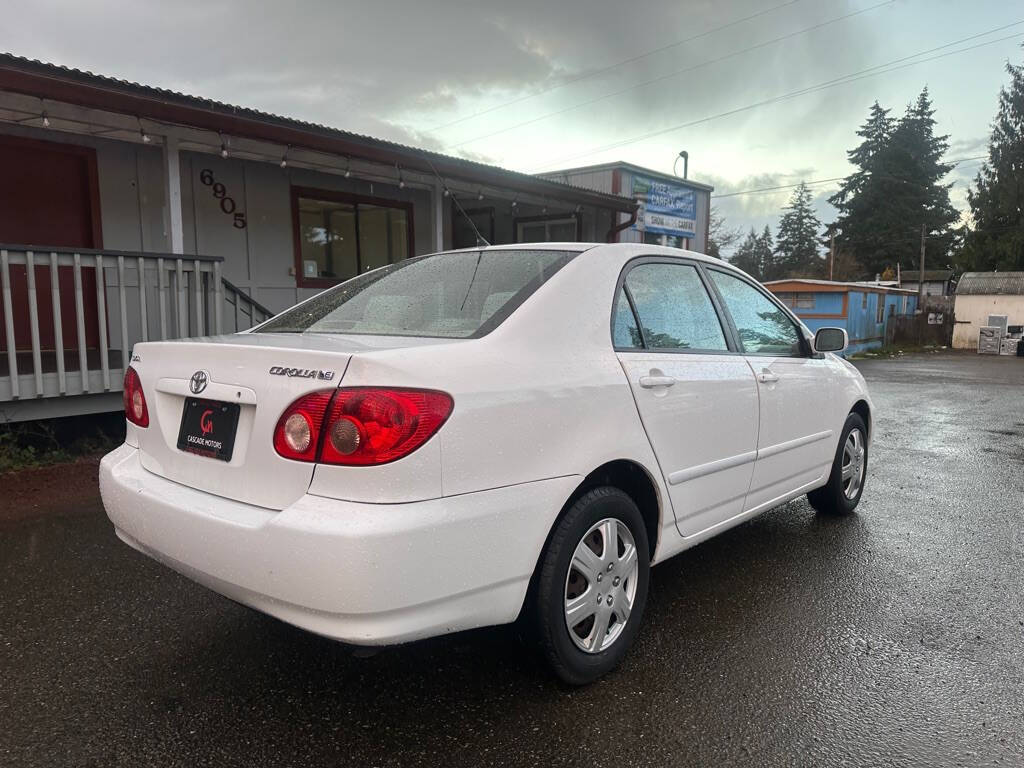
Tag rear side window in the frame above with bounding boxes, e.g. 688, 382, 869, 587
615, 263, 728, 351
256, 249, 579, 338
708, 269, 803, 356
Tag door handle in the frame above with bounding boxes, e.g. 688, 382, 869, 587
757, 369, 780, 384
639, 375, 676, 389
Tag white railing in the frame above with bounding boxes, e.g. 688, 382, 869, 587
0, 245, 273, 403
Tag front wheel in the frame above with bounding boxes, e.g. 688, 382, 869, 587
531, 487, 650, 685
808, 412, 868, 515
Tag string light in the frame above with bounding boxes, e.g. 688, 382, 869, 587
219, 132, 228, 159
510, 197, 518, 210
138, 117, 150, 144
344, 157, 352, 178
280, 145, 289, 168
477, 189, 484, 201
41, 111, 50, 128
444, 187, 451, 197
396, 164, 405, 189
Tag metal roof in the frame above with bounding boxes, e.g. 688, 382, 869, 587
540, 161, 715, 193
763, 278, 918, 294
0, 53, 637, 212
955, 272, 1024, 296
901, 269, 954, 282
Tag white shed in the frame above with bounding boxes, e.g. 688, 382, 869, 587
952, 272, 1024, 349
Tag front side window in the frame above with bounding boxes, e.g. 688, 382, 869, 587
709, 269, 803, 356
257, 249, 578, 338
617, 262, 728, 351
294, 189, 410, 286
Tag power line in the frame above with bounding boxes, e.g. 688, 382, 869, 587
449, 0, 894, 149
427, 0, 804, 133
712, 156, 989, 199
527, 22, 1024, 173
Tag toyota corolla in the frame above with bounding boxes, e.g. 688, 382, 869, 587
100, 243, 872, 684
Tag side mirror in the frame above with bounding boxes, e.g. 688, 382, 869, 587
814, 327, 848, 353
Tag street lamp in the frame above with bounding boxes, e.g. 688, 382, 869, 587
673, 150, 689, 179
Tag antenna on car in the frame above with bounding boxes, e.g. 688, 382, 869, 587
423, 157, 491, 247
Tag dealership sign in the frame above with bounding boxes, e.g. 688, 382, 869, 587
632, 175, 697, 238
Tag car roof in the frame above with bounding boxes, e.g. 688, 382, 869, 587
447, 242, 739, 270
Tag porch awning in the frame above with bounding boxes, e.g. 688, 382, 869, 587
0, 53, 637, 215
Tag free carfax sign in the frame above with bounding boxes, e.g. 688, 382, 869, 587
632, 175, 697, 238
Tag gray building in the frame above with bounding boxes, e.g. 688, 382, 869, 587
0, 54, 636, 422
538, 161, 713, 254
900, 269, 956, 297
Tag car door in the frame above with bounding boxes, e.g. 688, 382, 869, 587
613, 258, 760, 538
705, 268, 837, 512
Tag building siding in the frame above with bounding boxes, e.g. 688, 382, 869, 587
952, 294, 1024, 349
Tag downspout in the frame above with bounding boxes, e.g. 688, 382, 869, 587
606, 206, 638, 243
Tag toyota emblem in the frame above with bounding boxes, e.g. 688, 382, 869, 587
189, 370, 210, 395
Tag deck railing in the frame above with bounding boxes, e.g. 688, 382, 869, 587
0, 245, 273, 405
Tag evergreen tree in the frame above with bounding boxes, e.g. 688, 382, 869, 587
756, 225, 777, 281
829, 91, 958, 275
887, 88, 959, 264
829, 102, 898, 273
964, 57, 1024, 270
774, 182, 822, 277
729, 228, 763, 279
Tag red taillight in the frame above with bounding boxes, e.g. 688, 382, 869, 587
123, 366, 149, 427
273, 388, 453, 466
272, 391, 333, 462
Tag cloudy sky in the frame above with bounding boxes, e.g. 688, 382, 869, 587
6, 0, 1023, 254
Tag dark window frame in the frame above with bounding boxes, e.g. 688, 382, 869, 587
702, 265, 813, 358
513, 212, 582, 243
290, 185, 415, 289
610, 255, 738, 355
450, 205, 496, 249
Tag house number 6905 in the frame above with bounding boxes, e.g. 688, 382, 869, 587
199, 168, 247, 229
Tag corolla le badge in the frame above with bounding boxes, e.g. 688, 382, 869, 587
269, 366, 335, 380
189, 370, 210, 394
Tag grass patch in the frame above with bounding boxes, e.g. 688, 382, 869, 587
0, 413, 124, 474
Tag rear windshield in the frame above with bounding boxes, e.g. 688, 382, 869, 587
255, 248, 580, 338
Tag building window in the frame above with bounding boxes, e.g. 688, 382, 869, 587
452, 206, 495, 249
776, 292, 815, 310
901, 296, 908, 313
292, 187, 412, 287
861, 292, 868, 309
515, 213, 581, 243
876, 296, 885, 324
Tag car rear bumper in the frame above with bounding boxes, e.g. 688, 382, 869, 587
99, 444, 578, 645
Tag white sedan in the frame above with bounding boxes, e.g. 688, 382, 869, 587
100, 243, 872, 684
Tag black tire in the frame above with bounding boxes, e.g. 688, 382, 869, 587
808, 412, 868, 515
531, 486, 650, 685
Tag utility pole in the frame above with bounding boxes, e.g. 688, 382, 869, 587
918, 223, 926, 313
829, 233, 835, 281
917, 223, 926, 347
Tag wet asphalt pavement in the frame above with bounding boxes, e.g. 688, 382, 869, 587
2, 352, 1023, 767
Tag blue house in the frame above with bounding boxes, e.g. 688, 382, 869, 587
764, 279, 919, 355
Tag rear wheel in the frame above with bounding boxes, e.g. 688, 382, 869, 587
808, 412, 868, 515
531, 487, 650, 685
